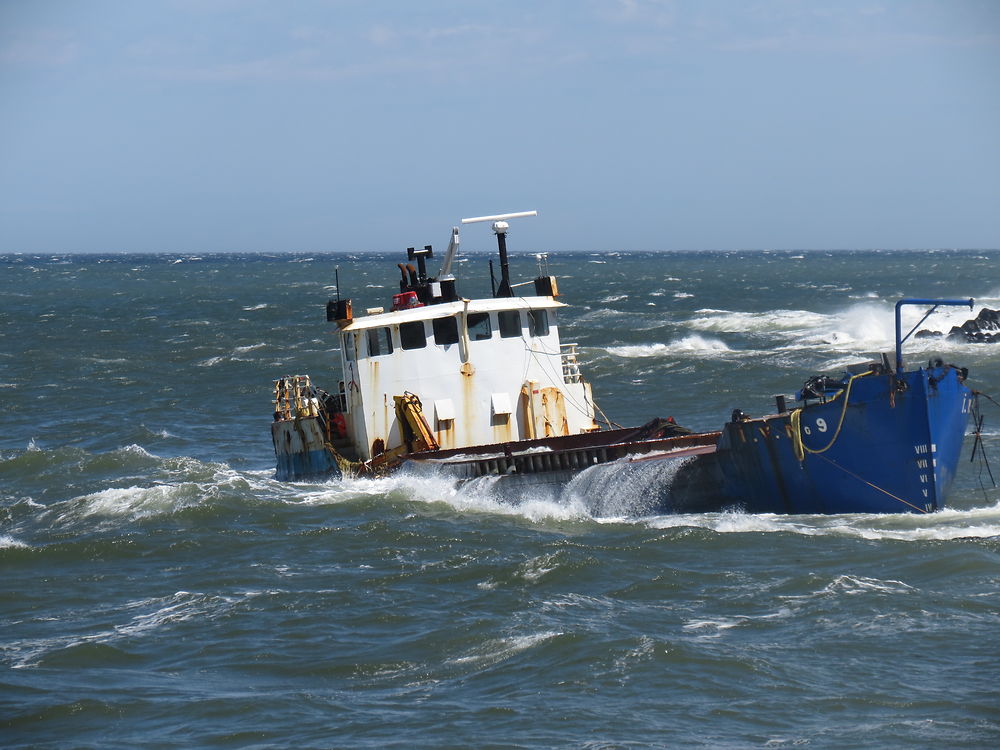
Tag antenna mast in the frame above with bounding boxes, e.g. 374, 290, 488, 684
461, 211, 537, 298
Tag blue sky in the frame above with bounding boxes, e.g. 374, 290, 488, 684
1, 0, 998, 252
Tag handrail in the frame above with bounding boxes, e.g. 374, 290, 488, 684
894, 298, 972, 372
560, 342, 582, 383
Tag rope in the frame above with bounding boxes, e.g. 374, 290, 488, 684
790, 370, 873, 462
974, 390, 1000, 410
812, 453, 930, 514
593, 400, 623, 430
969, 394, 996, 493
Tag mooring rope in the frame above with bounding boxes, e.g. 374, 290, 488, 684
790, 370, 873, 462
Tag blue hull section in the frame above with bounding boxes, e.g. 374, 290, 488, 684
711, 365, 971, 514
272, 417, 342, 482
275, 447, 341, 483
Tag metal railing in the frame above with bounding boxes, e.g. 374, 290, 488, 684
560, 343, 583, 384
273, 375, 320, 420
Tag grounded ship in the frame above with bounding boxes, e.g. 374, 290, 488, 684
271, 211, 982, 515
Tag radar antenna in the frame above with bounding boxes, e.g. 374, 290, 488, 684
461, 211, 537, 297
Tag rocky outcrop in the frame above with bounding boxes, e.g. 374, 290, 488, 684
948, 307, 1000, 343
914, 308, 1000, 343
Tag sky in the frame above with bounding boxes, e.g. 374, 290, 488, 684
1, 0, 998, 253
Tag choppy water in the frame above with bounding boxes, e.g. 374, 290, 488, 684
3, 250, 1000, 748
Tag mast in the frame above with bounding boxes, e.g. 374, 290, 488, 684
460, 211, 537, 298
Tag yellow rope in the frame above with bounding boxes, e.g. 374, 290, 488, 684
790, 370, 874, 462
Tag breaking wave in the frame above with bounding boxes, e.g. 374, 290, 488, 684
688, 308, 826, 334
606, 335, 731, 358
291, 466, 1000, 541
646, 502, 1000, 541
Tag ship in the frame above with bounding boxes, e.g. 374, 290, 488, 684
271, 211, 981, 515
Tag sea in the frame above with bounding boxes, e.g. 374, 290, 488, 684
2, 249, 999, 749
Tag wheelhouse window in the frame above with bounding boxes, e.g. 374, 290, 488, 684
498, 310, 522, 338
467, 312, 491, 341
528, 309, 549, 337
343, 332, 356, 361
399, 321, 427, 350
367, 327, 393, 357
433, 316, 460, 346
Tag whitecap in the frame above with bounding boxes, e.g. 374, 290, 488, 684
606, 335, 731, 358
232, 342, 267, 354
66, 484, 200, 520
817, 574, 915, 596
7, 590, 242, 669
688, 308, 826, 334
0, 534, 30, 549
646, 502, 1000, 541
448, 631, 562, 667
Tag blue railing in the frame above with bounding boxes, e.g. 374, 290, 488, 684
894, 298, 973, 372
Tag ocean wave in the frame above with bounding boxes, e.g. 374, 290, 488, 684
293, 471, 596, 524
646, 502, 1000, 541
816, 574, 915, 596
681, 300, 1000, 361
605, 335, 732, 358
232, 342, 267, 354
64, 484, 206, 520
447, 631, 563, 669
688, 308, 826, 334
0, 534, 30, 549
6, 590, 244, 669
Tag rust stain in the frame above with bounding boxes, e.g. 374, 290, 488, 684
436, 418, 456, 450
520, 383, 535, 439
539, 387, 569, 437
461, 363, 477, 447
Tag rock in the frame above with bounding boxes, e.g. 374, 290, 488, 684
952, 308, 1000, 343
933, 308, 1000, 343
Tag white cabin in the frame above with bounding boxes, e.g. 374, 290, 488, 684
336, 293, 598, 461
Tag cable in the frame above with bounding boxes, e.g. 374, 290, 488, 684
812, 453, 929, 514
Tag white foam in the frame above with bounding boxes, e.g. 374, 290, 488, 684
606, 335, 731, 358
448, 631, 561, 667
646, 502, 1000, 541
817, 574, 915, 596
688, 308, 826, 334
0, 534, 30, 549
66, 483, 199, 520
232, 342, 266, 354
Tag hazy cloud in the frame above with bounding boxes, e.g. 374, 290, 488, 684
1, 29, 79, 66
